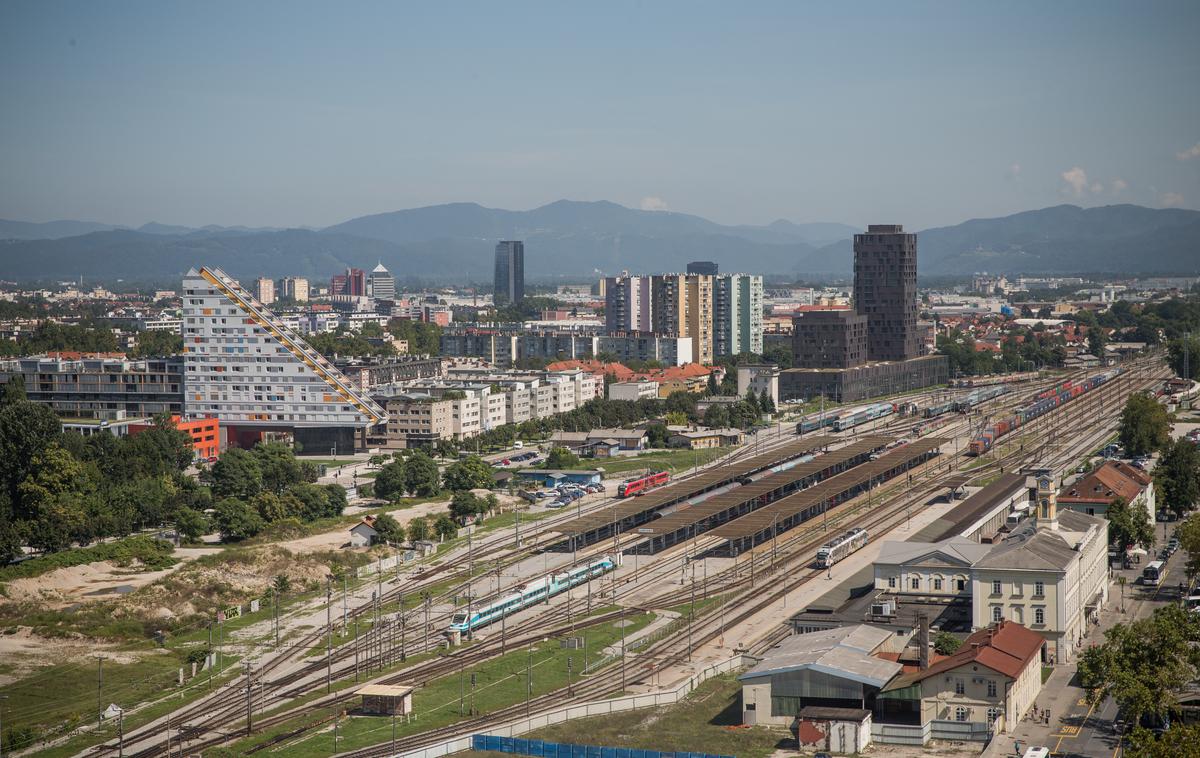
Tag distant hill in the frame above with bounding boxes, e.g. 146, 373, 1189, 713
0, 218, 120, 240
0, 201, 1195, 282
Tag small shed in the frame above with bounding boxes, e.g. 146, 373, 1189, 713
793, 706, 872, 754
349, 516, 378, 548
357, 684, 414, 716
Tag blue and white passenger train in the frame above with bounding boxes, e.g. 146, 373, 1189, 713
446, 554, 620, 635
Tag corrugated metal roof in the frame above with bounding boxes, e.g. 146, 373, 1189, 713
740, 625, 901, 688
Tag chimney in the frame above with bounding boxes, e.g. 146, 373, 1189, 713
918, 614, 930, 670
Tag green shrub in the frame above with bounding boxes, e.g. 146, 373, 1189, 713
0, 535, 176, 581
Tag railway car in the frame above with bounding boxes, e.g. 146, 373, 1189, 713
832, 402, 895, 432
796, 413, 837, 435
921, 400, 955, 419
618, 470, 670, 497
447, 555, 620, 635
815, 527, 869, 568
967, 369, 1122, 455
953, 384, 1008, 413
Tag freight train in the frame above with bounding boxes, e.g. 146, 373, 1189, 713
967, 369, 1121, 455
617, 470, 670, 497
816, 527, 869, 568
447, 554, 620, 635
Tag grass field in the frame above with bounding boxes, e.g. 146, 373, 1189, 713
466, 673, 784, 758
596, 447, 727, 477
207, 609, 658, 757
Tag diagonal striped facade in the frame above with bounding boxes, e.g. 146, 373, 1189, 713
181, 267, 386, 430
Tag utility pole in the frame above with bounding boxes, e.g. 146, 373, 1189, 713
208, 622, 213, 690
354, 618, 360, 681
96, 656, 103, 730
273, 589, 279, 649
117, 704, 123, 758
245, 660, 253, 735
342, 575, 348, 637
526, 643, 533, 717
326, 579, 333, 693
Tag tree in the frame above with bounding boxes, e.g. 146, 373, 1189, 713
209, 447, 264, 500
703, 403, 730, 429
1119, 394, 1170, 457
213, 498, 265, 541
449, 490, 490, 523
372, 513, 405, 544
761, 344, 793, 369
1, 376, 26, 407
130, 329, 183, 358
442, 455, 495, 491
251, 492, 293, 522
173, 506, 209, 541
407, 516, 431, 542
544, 446, 581, 470
1105, 497, 1154, 551
374, 459, 408, 501
664, 410, 689, 427
744, 389, 761, 416
403, 451, 441, 497
122, 414, 194, 476
1158, 438, 1200, 517
933, 631, 962, 655
706, 372, 720, 395
664, 391, 698, 419
0, 401, 64, 518
433, 513, 458, 540
1177, 513, 1200, 584
759, 389, 776, 415
1079, 605, 1200, 723
252, 442, 303, 494
1088, 327, 1108, 359
1167, 335, 1200, 381
1124, 722, 1200, 758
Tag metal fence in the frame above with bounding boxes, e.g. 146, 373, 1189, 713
471, 735, 734, 758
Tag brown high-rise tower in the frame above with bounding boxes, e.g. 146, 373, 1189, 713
853, 224, 919, 362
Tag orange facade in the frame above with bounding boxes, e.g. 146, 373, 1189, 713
130, 415, 220, 461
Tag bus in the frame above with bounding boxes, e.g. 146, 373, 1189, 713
1142, 560, 1165, 586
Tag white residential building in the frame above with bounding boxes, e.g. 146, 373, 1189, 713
181, 267, 386, 452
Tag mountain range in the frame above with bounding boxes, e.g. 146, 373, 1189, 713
0, 201, 1196, 284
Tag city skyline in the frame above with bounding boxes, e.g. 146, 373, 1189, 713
2, 2, 1198, 230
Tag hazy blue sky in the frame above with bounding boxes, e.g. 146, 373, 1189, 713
2, 1, 1198, 230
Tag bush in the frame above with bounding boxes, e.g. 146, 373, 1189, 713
0, 536, 176, 581
933, 631, 962, 655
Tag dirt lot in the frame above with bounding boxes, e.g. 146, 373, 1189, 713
0, 546, 222, 608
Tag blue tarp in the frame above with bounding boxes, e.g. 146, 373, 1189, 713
471, 734, 735, 758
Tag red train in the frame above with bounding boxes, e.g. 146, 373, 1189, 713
617, 471, 670, 497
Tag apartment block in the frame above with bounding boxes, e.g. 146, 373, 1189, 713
596, 333, 693, 366
255, 277, 275, 305
651, 273, 713, 364
713, 273, 763, 357
279, 276, 309, 302
604, 274, 652, 332
182, 267, 386, 453
0, 355, 184, 419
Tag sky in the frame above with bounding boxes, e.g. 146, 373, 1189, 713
1, 1, 1198, 230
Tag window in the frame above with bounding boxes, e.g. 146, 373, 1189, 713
991, 580, 1002, 595
934, 578, 943, 591
911, 577, 920, 590
1035, 607, 1045, 625
887, 576, 896, 588
957, 579, 966, 591
987, 680, 997, 698
954, 679, 965, 695
987, 707, 1002, 724
1034, 581, 1045, 597
992, 606, 1003, 623
955, 706, 969, 722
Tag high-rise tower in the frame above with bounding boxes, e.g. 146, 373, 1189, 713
853, 224, 919, 361
369, 262, 395, 301
493, 241, 525, 306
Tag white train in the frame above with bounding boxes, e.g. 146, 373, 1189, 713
816, 527, 869, 568
446, 554, 619, 635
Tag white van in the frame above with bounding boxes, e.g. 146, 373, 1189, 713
513, 441, 524, 449
1022, 747, 1050, 758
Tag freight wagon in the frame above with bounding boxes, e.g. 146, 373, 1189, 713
967, 369, 1120, 455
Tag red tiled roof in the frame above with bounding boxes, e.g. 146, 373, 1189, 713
1059, 460, 1150, 505
546, 359, 636, 380
894, 621, 1043, 683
